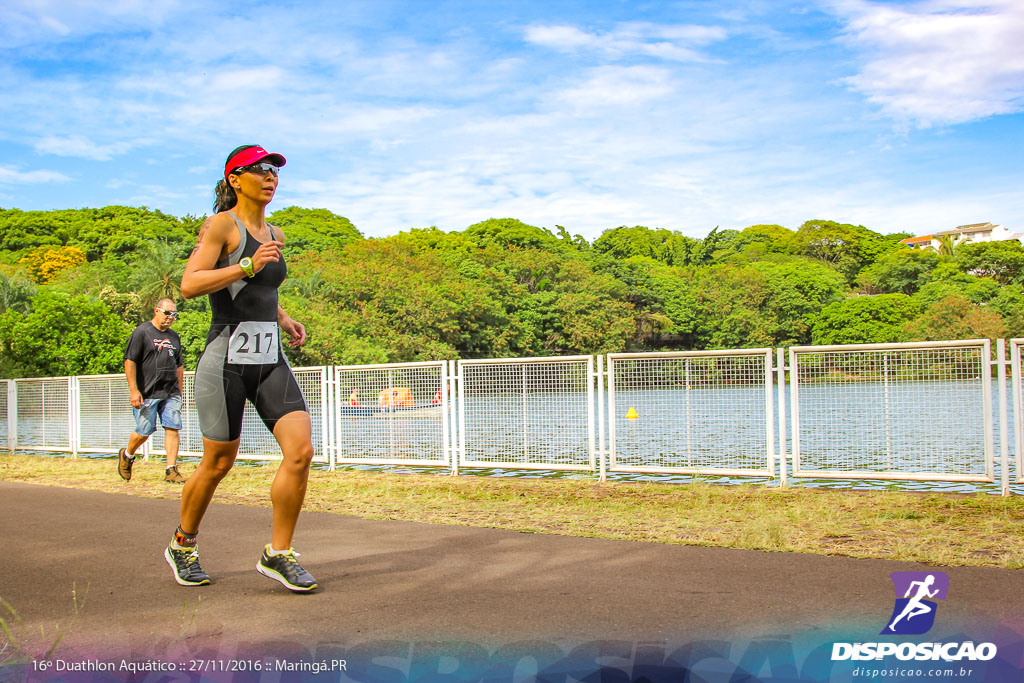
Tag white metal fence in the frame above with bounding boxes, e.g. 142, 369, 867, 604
330, 361, 449, 468
458, 356, 595, 472
2, 340, 1021, 494
789, 341, 994, 484
606, 350, 775, 477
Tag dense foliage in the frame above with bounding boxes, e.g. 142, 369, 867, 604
0, 205, 1020, 377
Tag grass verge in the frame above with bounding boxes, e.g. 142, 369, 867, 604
1, 453, 1022, 569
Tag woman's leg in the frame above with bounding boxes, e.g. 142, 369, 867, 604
269, 410, 314, 550
179, 437, 240, 534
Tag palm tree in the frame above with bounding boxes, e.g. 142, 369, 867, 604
0, 271, 36, 314
129, 240, 186, 309
936, 234, 959, 257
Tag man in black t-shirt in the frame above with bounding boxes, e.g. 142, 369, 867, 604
119, 298, 187, 484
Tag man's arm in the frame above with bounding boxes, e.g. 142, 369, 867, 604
177, 366, 185, 395
125, 359, 143, 408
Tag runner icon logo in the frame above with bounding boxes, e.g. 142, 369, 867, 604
881, 571, 949, 635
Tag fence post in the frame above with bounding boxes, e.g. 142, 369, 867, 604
596, 355, 606, 483
440, 360, 449, 474
8, 380, 17, 454
998, 339, 1009, 497
982, 340, 994, 484
451, 359, 460, 477
765, 349, 776, 482
777, 348, 787, 488
1013, 339, 1023, 485
321, 365, 328, 467
789, 347, 800, 478
69, 376, 79, 459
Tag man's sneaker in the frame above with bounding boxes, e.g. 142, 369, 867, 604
257, 545, 318, 592
164, 466, 187, 484
164, 543, 211, 586
118, 448, 135, 481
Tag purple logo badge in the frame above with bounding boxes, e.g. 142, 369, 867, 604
881, 571, 949, 635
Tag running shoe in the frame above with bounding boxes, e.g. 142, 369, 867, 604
164, 466, 187, 484
118, 448, 135, 481
257, 545, 318, 592
165, 543, 211, 586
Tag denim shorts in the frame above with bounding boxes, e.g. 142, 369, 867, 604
133, 395, 183, 436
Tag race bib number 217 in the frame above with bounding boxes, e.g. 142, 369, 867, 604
228, 322, 279, 365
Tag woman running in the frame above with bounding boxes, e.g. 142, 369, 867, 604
165, 145, 318, 592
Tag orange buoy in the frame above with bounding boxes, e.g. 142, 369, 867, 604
378, 387, 414, 408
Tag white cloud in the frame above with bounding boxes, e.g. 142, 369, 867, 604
0, 0, 184, 47
555, 65, 675, 108
33, 135, 136, 161
0, 165, 70, 183
835, 0, 1024, 126
524, 21, 727, 62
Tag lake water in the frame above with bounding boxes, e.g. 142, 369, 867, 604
7, 379, 1021, 495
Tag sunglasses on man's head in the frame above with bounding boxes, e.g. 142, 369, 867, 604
156, 308, 179, 319
231, 162, 280, 177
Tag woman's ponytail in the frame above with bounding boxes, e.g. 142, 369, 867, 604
213, 179, 237, 213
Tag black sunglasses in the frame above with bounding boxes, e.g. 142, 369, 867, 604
231, 162, 280, 177
156, 308, 179, 318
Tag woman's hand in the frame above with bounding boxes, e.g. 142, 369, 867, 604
279, 307, 306, 347
253, 240, 284, 274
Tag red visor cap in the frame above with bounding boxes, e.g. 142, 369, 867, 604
224, 146, 287, 179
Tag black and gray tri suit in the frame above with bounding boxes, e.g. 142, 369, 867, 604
194, 212, 308, 442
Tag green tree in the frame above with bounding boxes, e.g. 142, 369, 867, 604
987, 284, 1024, 337
128, 240, 186, 311
857, 248, 940, 295
812, 294, 922, 345
691, 265, 774, 349
0, 292, 130, 377
0, 206, 195, 262
593, 225, 697, 265
267, 206, 363, 257
753, 260, 847, 346
955, 241, 1024, 285
913, 280, 968, 308
794, 220, 897, 284
689, 226, 724, 266
290, 239, 511, 362
546, 260, 636, 353
464, 218, 560, 251
0, 271, 36, 314
936, 234, 960, 257
902, 295, 1006, 342
173, 309, 213, 371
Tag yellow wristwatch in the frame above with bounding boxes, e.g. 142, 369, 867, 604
238, 257, 255, 278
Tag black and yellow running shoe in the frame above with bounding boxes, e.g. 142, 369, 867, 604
256, 545, 318, 592
164, 543, 211, 586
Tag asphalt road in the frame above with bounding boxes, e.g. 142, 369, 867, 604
1, 480, 1022, 681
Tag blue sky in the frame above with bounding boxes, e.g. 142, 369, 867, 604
1, 0, 1022, 240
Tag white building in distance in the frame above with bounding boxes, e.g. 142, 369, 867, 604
899, 222, 1023, 251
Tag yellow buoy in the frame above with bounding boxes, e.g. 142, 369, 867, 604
626, 406, 639, 419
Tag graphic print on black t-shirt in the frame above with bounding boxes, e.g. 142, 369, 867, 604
123, 321, 183, 399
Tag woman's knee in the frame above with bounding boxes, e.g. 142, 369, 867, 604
204, 457, 236, 480
198, 441, 239, 480
282, 441, 314, 470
